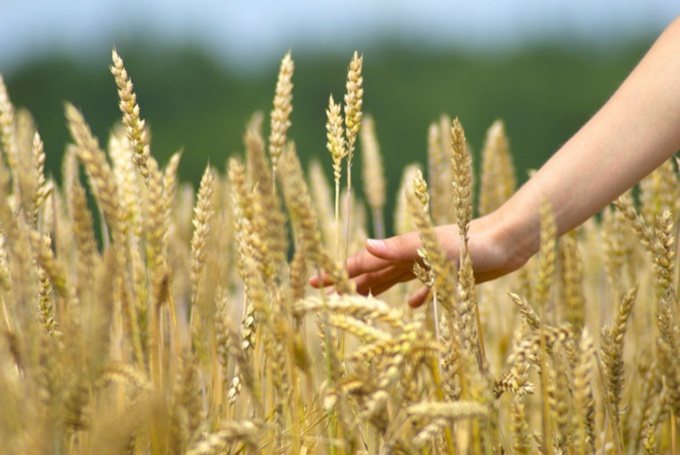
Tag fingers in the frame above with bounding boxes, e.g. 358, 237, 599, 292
308, 272, 332, 288
364, 231, 422, 262
343, 232, 423, 279
311, 227, 460, 300
408, 286, 431, 308
354, 267, 415, 296
345, 248, 392, 278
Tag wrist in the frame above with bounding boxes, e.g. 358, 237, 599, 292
486, 198, 541, 274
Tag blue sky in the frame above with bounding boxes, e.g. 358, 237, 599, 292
1, 1, 678, 71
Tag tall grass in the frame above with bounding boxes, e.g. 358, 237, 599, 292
0, 50, 678, 454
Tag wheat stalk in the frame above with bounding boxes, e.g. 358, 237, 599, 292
360, 115, 386, 239
2, 49, 680, 454
478, 120, 515, 216
269, 52, 294, 182
326, 95, 346, 260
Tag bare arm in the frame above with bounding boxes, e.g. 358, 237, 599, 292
312, 17, 680, 306
501, 15, 680, 263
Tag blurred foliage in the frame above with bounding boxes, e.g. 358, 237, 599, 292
2, 39, 652, 234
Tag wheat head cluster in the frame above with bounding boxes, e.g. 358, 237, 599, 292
0, 49, 678, 455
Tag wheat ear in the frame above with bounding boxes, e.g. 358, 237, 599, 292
360, 115, 386, 239
65, 103, 145, 369
111, 49, 153, 182
558, 231, 586, 332
450, 117, 473, 246
574, 328, 596, 454
427, 115, 455, 225
190, 165, 216, 308
535, 198, 556, 316
600, 285, 637, 450
478, 120, 515, 216
0, 75, 19, 197
326, 95, 346, 260
269, 52, 294, 183
342, 51, 363, 265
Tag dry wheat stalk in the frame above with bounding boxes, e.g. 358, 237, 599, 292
29, 231, 69, 301
341, 52, 364, 266
478, 120, 515, 216
30, 132, 49, 225
450, 117, 473, 244
535, 198, 557, 316
269, 52, 294, 180
658, 338, 680, 417
360, 115, 386, 239
279, 142, 353, 294
65, 102, 147, 370
186, 421, 258, 454
600, 285, 637, 448
427, 115, 455, 226
109, 128, 143, 238
308, 159, 336, 252
111, 49, 153, 182
0, 234, 10, 292
508, 292, 541, 330
163, 149, 183, 226
603, 205, 630, 294
653, 207, 675, 295
344, 51, 363, 170
63, 150, 98, 299
190, 165, 216, 307
294, 294, 404, 329
548, 341, 572, 449
65, 103, 121, 237
511, 393, 532, 453
394, 165, 420, 236
0, 75, 18, 196
111, 51, 169, 314
643, 419, 659, 455
245, 114, 289, 278
640, 159, 679, 227
2, 49, 680, 455
326, 95, 346, 260
574, 328, 597, 454
614, 191, 655, 254
558, 231, 586, 332
656, 289, 680, 356
407, 169, 455, 314
410, 169, 436, 290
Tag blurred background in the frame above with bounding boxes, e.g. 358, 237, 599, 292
1, 1, 678, 232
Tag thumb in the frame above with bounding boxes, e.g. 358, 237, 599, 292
366, 231, 422, 262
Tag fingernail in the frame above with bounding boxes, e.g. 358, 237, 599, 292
367, 238, 385, 251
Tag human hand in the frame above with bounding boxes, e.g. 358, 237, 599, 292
310, 213, 530, 307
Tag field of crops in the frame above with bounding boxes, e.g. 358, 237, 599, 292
0, 49, 678, 454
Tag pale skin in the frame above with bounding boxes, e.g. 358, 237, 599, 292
311, 16, 680, 307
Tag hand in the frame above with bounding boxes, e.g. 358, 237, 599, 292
310, 212, 531, 307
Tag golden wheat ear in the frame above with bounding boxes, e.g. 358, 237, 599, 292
450, 117, 473, 245
479, 120, 515, 216
65, 102, 121, 238
360, 114, 386, 239
0, 74, 18, 190
111, 48, 153, 182
269, 52, 294, 180
427, 115, 455, 226
189, 165, 216, 309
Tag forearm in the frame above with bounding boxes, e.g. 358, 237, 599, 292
496, 16, 680, 263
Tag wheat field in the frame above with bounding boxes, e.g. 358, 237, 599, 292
0, 49, 678, 454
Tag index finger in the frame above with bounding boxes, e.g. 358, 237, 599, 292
345, 246, 393, 278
